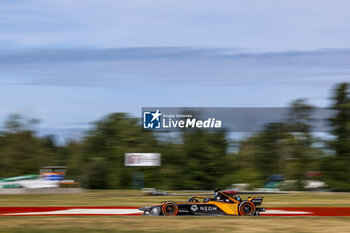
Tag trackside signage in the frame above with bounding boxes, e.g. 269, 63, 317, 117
142, 108, 222, 131
125, 153, 161, 166
142, 107, 335, 132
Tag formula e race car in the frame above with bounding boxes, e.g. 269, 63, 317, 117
139, 189, 266, 216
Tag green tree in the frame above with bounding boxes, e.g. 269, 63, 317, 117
179, 129, 230, 189
81, 113, 159, 189
236, 99, 319, 190
252, 122, 289, 179
0, 114, 57, 178
329, 83, 350, 158
285, 99, 317, 188
322, 83, 350, 191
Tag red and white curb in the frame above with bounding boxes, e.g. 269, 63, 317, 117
1, 207, 350, 216
3, 208, 143, 216
0, 207, 142, 216
262, 209, 312, 215
261, 207, 350, 216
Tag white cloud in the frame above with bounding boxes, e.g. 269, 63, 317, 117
0, 47, 349, 88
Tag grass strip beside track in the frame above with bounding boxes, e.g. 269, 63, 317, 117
1, 190, 350, 207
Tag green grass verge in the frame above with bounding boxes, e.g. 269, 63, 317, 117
1, 216, 350, 233
1, 190, 350, 207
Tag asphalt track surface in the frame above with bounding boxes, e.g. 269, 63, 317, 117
1, 207, 350, 216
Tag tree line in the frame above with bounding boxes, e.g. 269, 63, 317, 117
0, 83, 349, 191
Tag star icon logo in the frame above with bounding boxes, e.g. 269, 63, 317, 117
150, 109, 162, 122
143, 109, 162, 129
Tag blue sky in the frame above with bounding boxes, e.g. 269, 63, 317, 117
0, 0, 349, 143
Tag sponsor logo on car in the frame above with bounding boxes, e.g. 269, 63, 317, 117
199, 206, 218, 212
191, 205, 218, 212
191, 205, 198, 212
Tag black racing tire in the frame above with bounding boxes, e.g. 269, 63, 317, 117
162, 201, 179, 216
238, 201, 256, 216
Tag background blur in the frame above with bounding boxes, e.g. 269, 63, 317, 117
0, 0, 350, 192
0, 83, 349, 191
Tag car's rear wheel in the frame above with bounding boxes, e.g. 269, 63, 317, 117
238, 201, 255, 216
162, 202, 179, 216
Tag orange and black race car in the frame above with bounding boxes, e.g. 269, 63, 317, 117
139, 189, 266, 216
